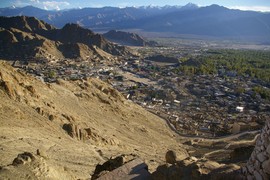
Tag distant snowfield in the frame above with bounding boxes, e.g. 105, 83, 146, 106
229, 6, 270, 12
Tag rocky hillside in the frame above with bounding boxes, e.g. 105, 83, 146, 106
241, 119, 270, 179
0, 16, 131, 61
0, 61, 188, 179
103, 30, 158, 47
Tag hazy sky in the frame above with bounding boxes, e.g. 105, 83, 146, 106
1, 0, 270, 12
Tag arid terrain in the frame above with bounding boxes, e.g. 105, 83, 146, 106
0, 14, 269, 180
0, 59, 265, 179
0, 61, 189, 179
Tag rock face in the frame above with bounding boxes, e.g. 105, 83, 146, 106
12, 152, 36, 166
0, 16, 132, 61
241, 119, 270, 179
103, 30, 158, 47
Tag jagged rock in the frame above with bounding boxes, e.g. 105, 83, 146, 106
165, 150, 177, 164
91, 154, 138, 180
103, 137, 120, 146
62, 123, 96, 142
12, 152, 35, 166
0, 81, 16, 98
62, 114, 75, 121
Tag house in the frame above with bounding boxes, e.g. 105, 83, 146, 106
231, 122, 249, 134
231, 121, 260, 134
236, 106, 244, 112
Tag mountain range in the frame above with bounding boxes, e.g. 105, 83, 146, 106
1, 4, 270, 42
0, 16, 131, 61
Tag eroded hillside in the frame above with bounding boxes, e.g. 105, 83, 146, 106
0, 61, 188, 179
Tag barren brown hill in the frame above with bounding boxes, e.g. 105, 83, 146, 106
0, 16, 132, 61
103, 30, 158, 47
0, 61, 188, 179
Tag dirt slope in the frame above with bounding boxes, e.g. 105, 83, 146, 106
0, 61, 188, 179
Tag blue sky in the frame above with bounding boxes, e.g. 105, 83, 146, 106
1, 0, 270, 12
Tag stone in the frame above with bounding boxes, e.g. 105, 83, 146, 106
247, 175, 253, 180
242, 167, 247, 174
254, 170, 263, 180
92, 154, 138, 179
165, 150, 177, 164
266, 145, 270, 155
257, 152, 267, 163
48, 114, 54, 121
256, 140, 262, 146
261, 173, 270, 180
262, 159, 270, 174
247, 165, 254, 174
254, 160, 260, 171
95, 158, 150, 180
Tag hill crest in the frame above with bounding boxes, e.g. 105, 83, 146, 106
103, 30, 158, 47
0, 16, 132, 61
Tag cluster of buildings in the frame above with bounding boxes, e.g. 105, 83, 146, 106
13, 48, 270, 138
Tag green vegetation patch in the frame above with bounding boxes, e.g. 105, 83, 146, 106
179, 49, 270, 82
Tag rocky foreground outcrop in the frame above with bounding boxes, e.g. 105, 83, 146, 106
0, 61, 188, 179
241, 119, 270, 179
151, 152, 241, 180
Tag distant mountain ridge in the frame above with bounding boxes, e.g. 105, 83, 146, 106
103, 30, 158, 47
0, 4, 270, 42
0, 16, 131, 61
